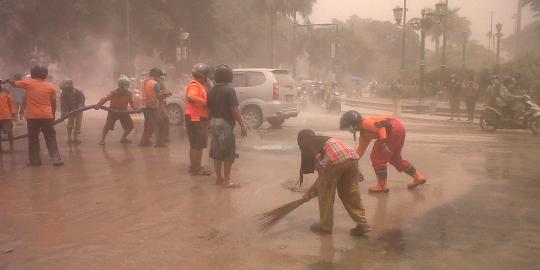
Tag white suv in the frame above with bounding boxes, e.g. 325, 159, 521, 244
166, 68, 299, 129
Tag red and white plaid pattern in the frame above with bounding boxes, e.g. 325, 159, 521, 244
316, 138, 359, 170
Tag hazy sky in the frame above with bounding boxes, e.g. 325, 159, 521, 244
311, 0, 536, 47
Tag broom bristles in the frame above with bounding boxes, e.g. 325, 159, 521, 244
256, 198, 308, 232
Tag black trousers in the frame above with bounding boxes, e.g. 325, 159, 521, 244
141, 109, 162, 145
465, 98, 477, 121
27, 119, 61, 163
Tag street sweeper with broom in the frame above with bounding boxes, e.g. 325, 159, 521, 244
297, 129, 371, 236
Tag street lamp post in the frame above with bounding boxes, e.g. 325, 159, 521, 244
496, 23, 503, 66
126, 0, 132, 76
176, 29, 190, 78
394, 3, 445, 111
393, 0, 407, 77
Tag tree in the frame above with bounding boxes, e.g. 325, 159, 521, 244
253, 0, 316, 66
523, 0, 540, 16
0, 0, 215, 77
427, 8, 472, 58
502, 21, 540, 56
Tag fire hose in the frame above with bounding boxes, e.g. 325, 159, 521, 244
2, 105, 144, 141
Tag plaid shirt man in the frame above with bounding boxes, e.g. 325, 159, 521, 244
316, 138, 359, 171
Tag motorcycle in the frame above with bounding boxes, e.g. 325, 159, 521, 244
479, 95, 540, 134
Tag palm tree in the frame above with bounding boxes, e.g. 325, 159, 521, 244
428, 8, 471, 57
254, 0, 316, 66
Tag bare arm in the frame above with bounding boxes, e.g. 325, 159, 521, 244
231, 106, 247, 136
95, 94, 112, 109
302, 177, 320, 201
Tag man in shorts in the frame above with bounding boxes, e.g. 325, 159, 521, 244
207, 64, 248, 187
185, 63, 212, 175
95, 74, 137, 145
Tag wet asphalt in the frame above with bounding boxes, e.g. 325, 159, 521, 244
1, 105, 539, 270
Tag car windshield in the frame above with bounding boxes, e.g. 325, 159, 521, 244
272, 70, 294, 85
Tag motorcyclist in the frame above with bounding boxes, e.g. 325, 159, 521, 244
503, 76, 527, 121
324, 81, 338, 109
492, 76, 527, 121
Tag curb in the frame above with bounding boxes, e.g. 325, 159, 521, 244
345, 99, 482, 118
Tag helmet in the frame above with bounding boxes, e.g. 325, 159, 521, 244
149, 68, 164, 78
30, 64, 48, 79
214, 64, 233, 84
192, 63, 210, 80
117, 74, 131, 88
60, 79, 74, 90
339, 110, 362, 130
297, 129, 316, 145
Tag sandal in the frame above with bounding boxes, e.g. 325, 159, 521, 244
222, 181, 240, 188
190, 167, 212, 176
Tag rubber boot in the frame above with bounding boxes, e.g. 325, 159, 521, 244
369, 173, 389, 193
407, 170, 426, 189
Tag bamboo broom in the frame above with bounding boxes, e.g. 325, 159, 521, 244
256, 195, 315, 232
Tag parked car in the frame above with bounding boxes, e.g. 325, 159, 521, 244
166, 94, 186, 126
166, 68, 300, 129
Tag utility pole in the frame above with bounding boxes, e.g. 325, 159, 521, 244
270, 1, 276, 67
126, 0, 131, 76
496, 23, 503, 67
400, 0, 407, 79
515, 0, 523, 58
488, 12, 494, 64
292, 13, 297, 78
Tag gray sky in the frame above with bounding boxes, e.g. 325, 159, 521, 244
311, 0, 536, 47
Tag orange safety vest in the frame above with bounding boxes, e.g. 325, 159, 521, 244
185, 80, 209, 121
142, 79, 159, 109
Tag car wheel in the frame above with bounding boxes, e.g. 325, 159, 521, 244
242, 106, 263, 129
479, 112, 497, 132
267, 117, 285, 128
167, 104, 184, 126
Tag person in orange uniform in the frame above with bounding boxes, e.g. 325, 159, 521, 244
185, 63, 211, 176
95, 74, 137, 145
0, 85, 16, 153
9, 65, 63, 166
339, 110, 425, 192
140, 68, 168, 147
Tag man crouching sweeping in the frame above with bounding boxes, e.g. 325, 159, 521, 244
298, 129, 371, 236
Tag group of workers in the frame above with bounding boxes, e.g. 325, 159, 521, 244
0, 63, 248, 188
297, 110, 426, 236
0, 62, 428, 237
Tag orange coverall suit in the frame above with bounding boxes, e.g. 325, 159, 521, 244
357, 116, 413, 178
